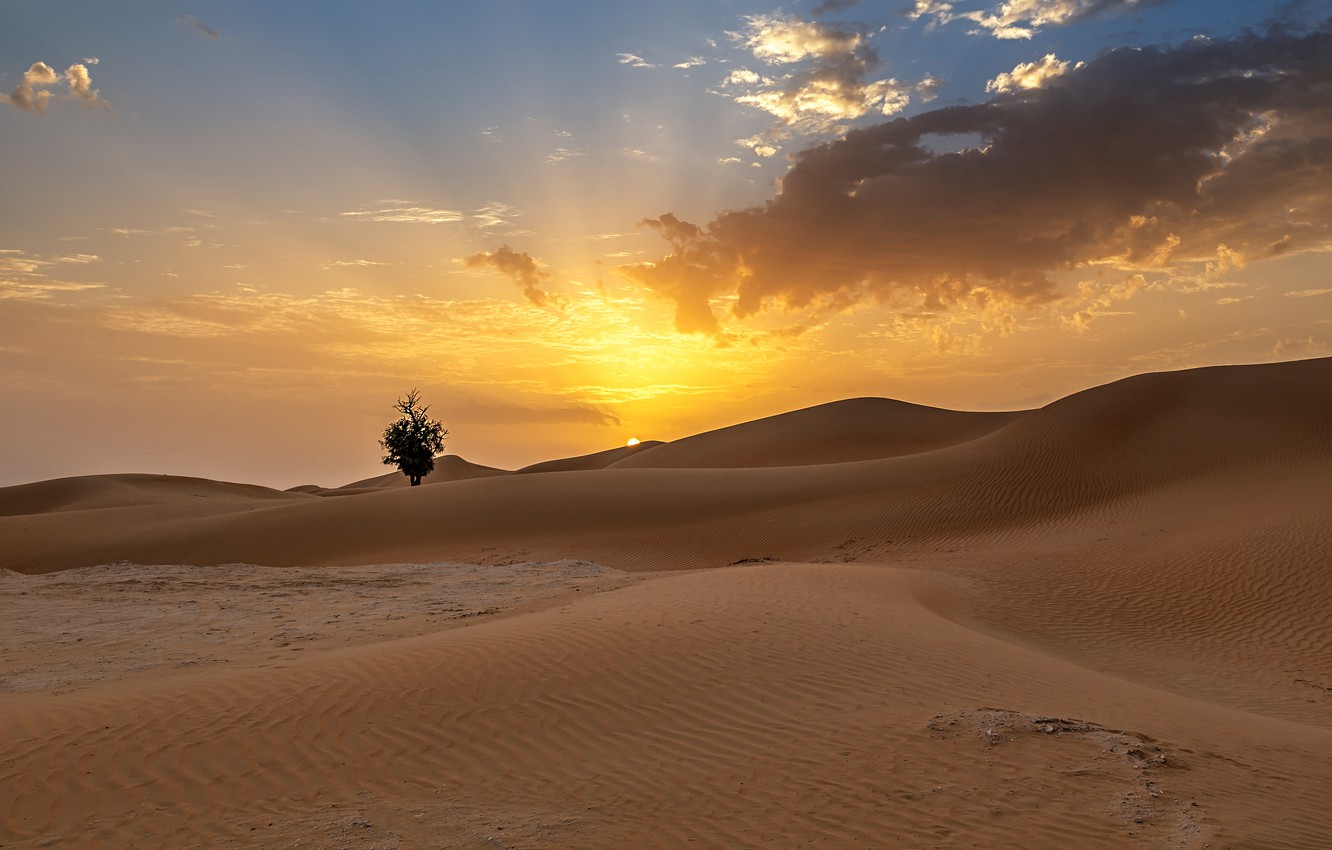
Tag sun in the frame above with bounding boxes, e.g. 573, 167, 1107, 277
626, 437, 641, 447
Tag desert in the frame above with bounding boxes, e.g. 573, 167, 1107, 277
3, 357, 1330, 849
9, 2, 1332, 846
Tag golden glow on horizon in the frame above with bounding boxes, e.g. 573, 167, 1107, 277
4, 4, 1330, 491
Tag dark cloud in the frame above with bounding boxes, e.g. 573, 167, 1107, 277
812, 0, 861, 16
463, 245, 553, 307
626, 25, 1332, 334
176, 15, 221, 39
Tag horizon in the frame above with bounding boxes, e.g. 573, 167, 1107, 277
4, 0, 1331, 490
5, 353, 1327, 492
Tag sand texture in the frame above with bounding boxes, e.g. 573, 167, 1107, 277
3, 357, 1332, 848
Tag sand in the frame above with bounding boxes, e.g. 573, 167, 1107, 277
3, 357, 1331, 848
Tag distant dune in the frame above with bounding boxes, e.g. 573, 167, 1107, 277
0, 472, 306, 518
514, 440, 666, 474
310, 454, 510, 494
3, 357, 1331, 848
4, 357, 1327, 575
610, 397, 1025, 468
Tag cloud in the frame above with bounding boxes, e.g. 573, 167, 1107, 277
544, 147, 586, 164
0, 279, 105, 301
721, 14, 913, 134
910, 0, 1175, 39
176, 15, 221, 39
1285, 288, 1332, 297
341, 202, 464, 224
0, 248, 101, 271
1272, 335, 1329, 359
906, 0, 956, 24
726, 68, 764, 86
323, 259, 388, 269
472, 201, 522, 229
340, 200, 522, 230
915, 75, 944, 102
464, 245, 554, 307
813, 0, 862, 15
2, 61, 107, 113
617, 53, 654, 68
64, 63, 100, 106
741, 14, 864, 63
738, 135, 780, 157
626, 26, 1332, 334
0, 249, 104, 301
621, 147, 662, 163
452, 397, 621, 428
674, 57, 707, 69
986, 53, 1080, 93
107, 225, 196, 237
0, 249, 51, 275
1063, 273, 1144, 333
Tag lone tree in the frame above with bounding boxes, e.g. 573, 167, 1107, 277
379, 389, 448, 486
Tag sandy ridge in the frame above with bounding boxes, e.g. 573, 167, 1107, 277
5, 563, 1332, 848
3, 359, 1330, 575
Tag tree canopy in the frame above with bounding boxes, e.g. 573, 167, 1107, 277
379, 389, 447, 486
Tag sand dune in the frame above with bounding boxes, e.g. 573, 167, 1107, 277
0, 473, 307, 518
513, 439, 665, 474
4, 559, 1330, 847
322, 454, 510, 493
3, 358, 1327, 574
611, 397, 1026, 468
3, 357, 1332, 848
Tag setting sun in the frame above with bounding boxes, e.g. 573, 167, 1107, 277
2, 2, 1328, 489
626, 437, 641, 447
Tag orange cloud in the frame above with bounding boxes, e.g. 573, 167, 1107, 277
629, 26, 1332, 334
464, 245, 553, 307
341, 201, 464, 224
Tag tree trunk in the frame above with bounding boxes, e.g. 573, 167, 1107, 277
410, 474, 421, 486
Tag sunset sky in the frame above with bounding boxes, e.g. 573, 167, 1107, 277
3, 0, 1330, 488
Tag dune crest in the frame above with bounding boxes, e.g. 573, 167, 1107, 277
514, 440, 665, 474
611, 397, 1027, 469
0, 473, 305, 519
327, 454, 510, 493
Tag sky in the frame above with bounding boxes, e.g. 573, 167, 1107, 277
2, 0, 1330, 488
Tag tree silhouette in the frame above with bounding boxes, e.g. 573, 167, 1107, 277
379, 389, 447, 486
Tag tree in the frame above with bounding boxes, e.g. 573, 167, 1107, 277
379, 389, 448, 486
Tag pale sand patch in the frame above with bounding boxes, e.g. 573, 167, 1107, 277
0, 560, 639, 695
